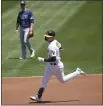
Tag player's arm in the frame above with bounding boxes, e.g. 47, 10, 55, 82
44, 48, 56, 62
44, 56, 56, 62
56, 41, 64, 50
59, 46, 64, 50
16, 12, 20, 30
38, 56, 56, 62
29, 12, 34, 32
37, 48, 57, 62
29, 23, 34, 32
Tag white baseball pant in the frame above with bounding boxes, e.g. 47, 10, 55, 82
40, 61, 80, 88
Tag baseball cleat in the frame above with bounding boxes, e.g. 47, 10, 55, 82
76, 68, 86, 76
19, 57, 23, 60
30, 95, 42, 102
30, 49, 35, 58
19, 57, 25, 60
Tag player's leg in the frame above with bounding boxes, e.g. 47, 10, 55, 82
39, 64, 53, 88
30, 64, 53, 102
24, 28, 35, 57
20, 27, 26, 59
55, 62, 85, 83
26, 40, 35, 57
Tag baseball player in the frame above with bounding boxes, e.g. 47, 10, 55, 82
30, 30, 86, 102
16, 0, 35, 60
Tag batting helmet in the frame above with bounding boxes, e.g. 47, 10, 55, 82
44, 30, 55, 37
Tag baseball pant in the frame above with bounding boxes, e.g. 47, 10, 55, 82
40, 61, 80, 88
20, 27, 33, 59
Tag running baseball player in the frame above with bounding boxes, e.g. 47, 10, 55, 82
16, 0, 35, 60
30, 30, 86, 102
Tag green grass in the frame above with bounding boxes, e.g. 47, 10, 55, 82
2, 1, 102, 77
2, 0, 19, 13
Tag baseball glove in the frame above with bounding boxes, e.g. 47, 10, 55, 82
28, 31, 34, 38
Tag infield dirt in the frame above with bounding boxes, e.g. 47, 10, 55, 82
2, 75, 102, 105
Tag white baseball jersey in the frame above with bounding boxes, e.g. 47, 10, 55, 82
48, 39, 61, 63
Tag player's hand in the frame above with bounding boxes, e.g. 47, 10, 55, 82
28, 30, 34, 38
37, 57, 44, 62
29, 31, 32, 35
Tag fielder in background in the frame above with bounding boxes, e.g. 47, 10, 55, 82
16, 0, 35, 60
30, 30, 86, 102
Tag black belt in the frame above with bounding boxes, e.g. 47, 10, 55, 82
50, 63, 57, 65
20, 26, 30, 28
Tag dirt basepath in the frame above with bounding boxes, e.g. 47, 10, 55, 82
2, 75, 102, 105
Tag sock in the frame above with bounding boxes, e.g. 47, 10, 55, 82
37, 88, 44, 99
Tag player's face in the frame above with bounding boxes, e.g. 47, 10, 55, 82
45, 37, 54, 42
21, 4, 25, 10
45, 37, 48, 41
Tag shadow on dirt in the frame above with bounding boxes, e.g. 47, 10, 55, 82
29, 100, 79, 104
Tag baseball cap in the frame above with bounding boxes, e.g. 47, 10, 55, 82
44, 30, 55, 37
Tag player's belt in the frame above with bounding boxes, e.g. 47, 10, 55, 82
50, 63, 57, 65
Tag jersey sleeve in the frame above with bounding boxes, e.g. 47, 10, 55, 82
48, 47, 56, 57
29, 12, 34, 23
56, 41, 61, 49
17, 12, 20, 24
